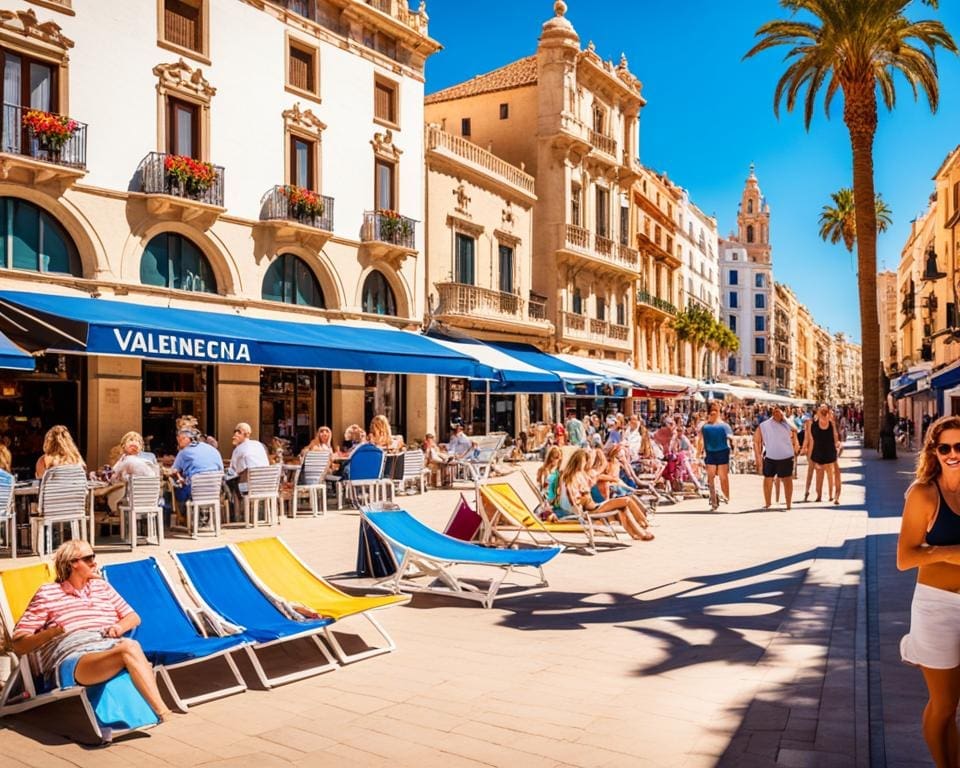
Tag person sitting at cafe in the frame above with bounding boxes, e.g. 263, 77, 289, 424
369, 414, 402, 452
300, 426, 340, 475
106, 431, 159, 513
422, 433, 452, 487
342, 424, 366, 452
170, 427, 224, 509
225, 422, 269, 500
0, 442, 12, 474
35, 425, 85, 480
447, 422, 476, 460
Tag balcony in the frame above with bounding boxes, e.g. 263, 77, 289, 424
588, 128, 618, 160
434, 282, 552, 334
425, 125, 535, 198
138, 152, 225, 228
0, 104, 87, 192
561, 311, 631, 350
360, 210, 417, 264
258, 185, 334, 250
637, 289, 677, 317
559, 224, 639, 276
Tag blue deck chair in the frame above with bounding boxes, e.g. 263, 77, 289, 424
169, 547, 338, 687
102, 558, 248, 710
361, 508, 563, 608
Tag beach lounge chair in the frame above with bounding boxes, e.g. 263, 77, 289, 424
169, 547, 338, 687
477, 476, 624, 554
233, 537, 409, 663
360, 507, 562, 608
0, 562, 158, 743
101, 558, 248, 710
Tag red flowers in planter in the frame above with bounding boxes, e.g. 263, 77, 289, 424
22, 110, 78, 151
282, 185, 325, 217
164, 154, 216, 194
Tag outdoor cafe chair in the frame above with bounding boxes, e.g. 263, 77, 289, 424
116, 475, 164, 550
102, 557, 248, 711
32, 464, 89, 558
395, 448, 428, 495
337, 443, 392, 509
184, 471, 224, 538
0, 472, 14, 559
242, 464, 282, 527
0, 561, 158, 743
170, 547, 338, 687
293, 450, 330, 517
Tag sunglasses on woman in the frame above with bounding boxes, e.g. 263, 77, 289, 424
936, 443, 960, 457
71, 554, 97, 565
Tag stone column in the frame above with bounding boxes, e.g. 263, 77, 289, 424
86, 356, 142, 467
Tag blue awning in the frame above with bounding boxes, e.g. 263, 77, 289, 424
0, 331, 33, 370
892, 369, 930, 398
425, 333, 564, 393
932, 361, 960, 391
484, 342, 604, 390
0, 291, 497, 379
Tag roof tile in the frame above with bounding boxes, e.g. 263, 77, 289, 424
425, 55, 537, 104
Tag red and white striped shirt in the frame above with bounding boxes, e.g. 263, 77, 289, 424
13, 579, 133, 637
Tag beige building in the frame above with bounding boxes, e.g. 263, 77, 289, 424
424, 3, 644, 369
814, 325, 833, 403
423, 123, 549, 435
795, 304, 816, 400
834, 333, 863, 404
773, 282, 797, 395
897, 201, 937, 371
876, 270, 899, 377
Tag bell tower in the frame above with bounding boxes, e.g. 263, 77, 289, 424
737, 163, 771, 263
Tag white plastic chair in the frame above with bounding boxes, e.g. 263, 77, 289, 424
0, 473, 15, 559
185, 471, 224, 539
243, 465, 282, 527
32, 465, 89, 557
396, 449, 427, 495
294, 451, 330, 517
117, 475, 164, 550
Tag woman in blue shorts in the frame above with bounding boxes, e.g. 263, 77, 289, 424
697, 402, 733, 511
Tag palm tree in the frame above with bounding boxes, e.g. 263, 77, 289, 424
745, 0, 955, 448
819, 187, 893, 254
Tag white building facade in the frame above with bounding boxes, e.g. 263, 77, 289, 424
677, 189, 721, 378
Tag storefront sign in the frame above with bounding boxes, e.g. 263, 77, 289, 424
108, 328, 252, 363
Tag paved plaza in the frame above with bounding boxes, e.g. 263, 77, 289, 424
0, 446, 935, 767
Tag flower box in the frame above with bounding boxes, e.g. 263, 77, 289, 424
282, 185, 325, 219
164, 154, 216, 196
22, 109, 78, 154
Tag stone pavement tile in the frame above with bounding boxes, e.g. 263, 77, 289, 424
746, 731, 782, 758
258, 724, 338, 753
741, 700, 790, 731
102, 743, 182, 768
782, 714, 817, 741
775, 748, 852, 767
0, 749, 90, 768
377, 701, 466, 733
451, 721, 626, 768
471, 708, 578, 742
430, 730, 560, 767
717, 752, 779, 768
291, 743, 395, 767
191, 752, 293, 768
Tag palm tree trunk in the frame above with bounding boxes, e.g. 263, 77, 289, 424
844, 85, 881, 449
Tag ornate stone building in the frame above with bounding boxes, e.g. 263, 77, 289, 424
773, 282, 797, 395
876, 270, 899, 378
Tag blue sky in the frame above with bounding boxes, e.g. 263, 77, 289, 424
424, 1, 960, 344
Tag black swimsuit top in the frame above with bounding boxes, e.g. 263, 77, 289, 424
926, 482, 960, 546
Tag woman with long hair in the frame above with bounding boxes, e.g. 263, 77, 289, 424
803, 404, 841, 504
35, 425, 84, 479
898, 415, 960, 766
368, 415, 398, 451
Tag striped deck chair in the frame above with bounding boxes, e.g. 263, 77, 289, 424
234, 537, 409, 663
0, 562, 158, 743
102, 558, 248, 710
169, 547, 338, 687
360, 508, 562, 609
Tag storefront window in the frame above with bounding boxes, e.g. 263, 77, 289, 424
262, 253, 325, 307
142, 363, 211, 458
140, 232, 217, 293
364, 373, 405, 438
260, 368, 331, 455
0, 197, 81, 276
361, 269, 396, 316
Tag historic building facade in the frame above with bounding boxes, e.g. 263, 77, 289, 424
773, 282, 798, 395
795, 304, 816, 400
876, 270, 899, 378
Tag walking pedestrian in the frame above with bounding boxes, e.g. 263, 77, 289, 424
697, 401, 733, 511
754, 405, 800, 510
803, 404, 842, 504
897, 415, 960, 767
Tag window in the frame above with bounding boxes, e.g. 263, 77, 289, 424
755, 315, 765, 332
755, 337, 766, 355
617, 301, 626, 326
373, 77, 397, 125
729, 291, 738, 309
596, 187, 609, 237
140, 232, 216, 293
755, 293, 765, 309
454, 233, 475, 285
572, 288, 582, 314
461, 117, 471, 137
592, 103, 605, 133
498, 244, 514, 294
729, 269, 738, 285
755, 273, 764, 288
755, 360, 766, 377
361, 269, 396, 315
262, 253, 324, 307
747, 199, 754, 214
954, 180, 960, 215
2, 50, 57, 156
596, 296, 606, 321
729, 315, 736, 332
375, 158, 395, 211
289, 134, 315, 189
728, 357, 737, 374
0, 197, 80, 275
499, 103, 509, 119
619, 206, 629, 245
160, 0, 207, 60
287, 39, 319, 98
746, 225, 754, 243
570, 183, 582, 226
167, 97, 199, 158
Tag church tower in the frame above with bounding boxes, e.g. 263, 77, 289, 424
737, 163, 771, 263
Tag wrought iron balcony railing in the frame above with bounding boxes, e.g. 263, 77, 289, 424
2, 103, 87, 169
260, 185, 334, 231
138, 151, 225, 207
637, 289, 677, 315
362, 210, 416, 249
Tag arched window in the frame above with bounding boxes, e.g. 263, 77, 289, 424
747, 199, 754, 214
0, 197, 81, 275
746, 225, 754, 243
140, 232, 217, 293
262, 254, 324, 308
361, 269, 396, 316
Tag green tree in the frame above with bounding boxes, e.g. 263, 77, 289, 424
818, 187, 892, 254
745, 0, 955, 448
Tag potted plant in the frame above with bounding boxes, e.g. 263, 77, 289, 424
377, 209, 412, 243
282, 185, 324, 220
22, 109, 78, 157
164, 154, 216, 197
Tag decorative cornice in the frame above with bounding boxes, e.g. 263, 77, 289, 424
282, 102, 326, 134
371, 128, 402, 161
153, 58, 216, 99
0, 7, 73, 48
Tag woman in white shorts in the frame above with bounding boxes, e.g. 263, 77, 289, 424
898, 414, 960, 767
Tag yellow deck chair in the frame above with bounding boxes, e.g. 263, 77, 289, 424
478, 481, 597, 552
1, 561, 54, 626
234, 537, 409, 663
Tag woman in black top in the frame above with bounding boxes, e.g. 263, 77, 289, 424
803, 405, 841, 504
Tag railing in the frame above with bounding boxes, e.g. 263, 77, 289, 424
260, 185, 334, 231
563, 311, 586, 332
362, 210, 416, 249
563, 225, 638, 270
425, 125, 534, 194
138, 152, 225, 207
565, 224, 590, 250
637, 289, 677, 315
364, 0, 429, 34
528, 297, 547, 320
609, 323, 630, 341
595, 234, 614, 257
2, 103, 87, 169
435, 282, 536, 321
590, 318, 609, 337
588, 128, 617, 157
619, 243, 639, 264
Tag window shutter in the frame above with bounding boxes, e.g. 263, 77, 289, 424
165, 0, 201, 52
289, 46, 313, 93
375, 82, 394, 122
